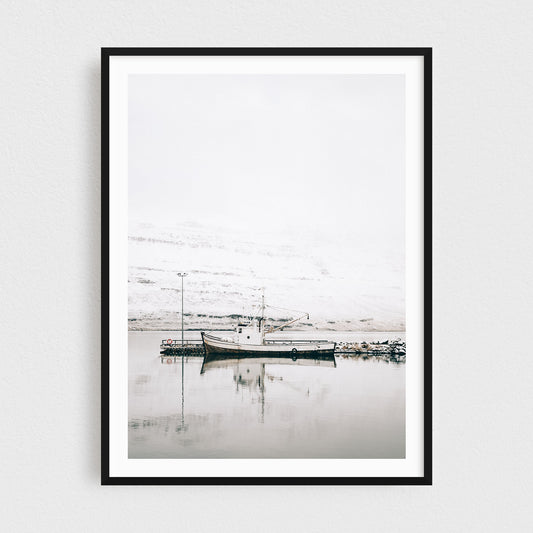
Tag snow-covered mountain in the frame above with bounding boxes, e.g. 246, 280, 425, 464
128, 221, 405, 332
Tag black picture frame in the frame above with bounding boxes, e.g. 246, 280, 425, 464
102, 47, 432, 486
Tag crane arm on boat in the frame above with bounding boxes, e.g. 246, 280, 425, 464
267, 312, 309, 333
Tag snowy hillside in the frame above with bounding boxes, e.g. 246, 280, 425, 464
128, 221, 405, 332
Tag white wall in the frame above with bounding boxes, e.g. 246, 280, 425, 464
2, 1, 532, 531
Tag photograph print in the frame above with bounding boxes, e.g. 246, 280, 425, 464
103, 49, 431, 484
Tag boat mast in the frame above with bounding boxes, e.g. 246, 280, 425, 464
261, 288, 265, 341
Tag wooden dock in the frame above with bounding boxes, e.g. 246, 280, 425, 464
160, 339, 204, 356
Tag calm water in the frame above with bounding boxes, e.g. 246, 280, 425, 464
129, 331, 405, 458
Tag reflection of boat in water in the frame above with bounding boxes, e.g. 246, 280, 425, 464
201, 352, 336, 374
201, 351, 336, 423
201, 291, 336, 358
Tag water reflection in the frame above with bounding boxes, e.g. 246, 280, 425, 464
200, 353, 336, 423
130, 332, 405, 458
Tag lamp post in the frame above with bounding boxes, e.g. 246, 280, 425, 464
176, 272, 188, 431
177, 272, 188, 346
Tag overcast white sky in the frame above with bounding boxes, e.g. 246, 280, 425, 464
128, 74, 404, 246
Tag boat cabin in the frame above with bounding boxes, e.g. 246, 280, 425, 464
235, 318, 265, 345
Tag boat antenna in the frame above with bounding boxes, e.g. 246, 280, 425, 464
261, 287, 265, 321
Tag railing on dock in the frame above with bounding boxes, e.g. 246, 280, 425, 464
264, 339, 330, 344
161, 339, 203, 347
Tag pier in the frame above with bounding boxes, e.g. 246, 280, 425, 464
160, 339, 204, 356
159, 338, 406, 361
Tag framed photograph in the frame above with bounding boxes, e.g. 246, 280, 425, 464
102, 48, 432, 485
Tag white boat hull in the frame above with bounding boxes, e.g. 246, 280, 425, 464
201, 332, 336, 357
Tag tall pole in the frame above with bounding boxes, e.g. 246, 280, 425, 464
261, 287, 265, 341
181, 352, 185, 429
177, 272, 187, 430
181, 274, 184, 346
177, 272, 188, 346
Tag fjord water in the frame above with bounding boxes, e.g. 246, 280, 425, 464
128, 331, 405, 458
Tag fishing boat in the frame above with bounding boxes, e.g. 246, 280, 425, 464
201, 291, 336, 358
